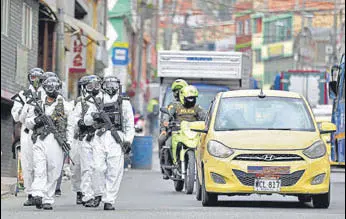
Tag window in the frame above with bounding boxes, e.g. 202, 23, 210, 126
255, 49, 261, 63
1, 0, 9, 35
264, 17, 292, 44
22, 3, 33, 49
236, 21, 243, 36
214, 97, 315, 131
245, 20, 251, 35
253, 18, 262, 33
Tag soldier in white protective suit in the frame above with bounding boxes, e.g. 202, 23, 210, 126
11, 68, 45, 206
69, 75, 103, 206
23, 76, 74, 210
84, 76, 135, 210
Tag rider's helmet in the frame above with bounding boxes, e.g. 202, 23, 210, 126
102, 76, 121, 97
171, 79, 188, 101
179, 85, 198, 108
27, 68, 44, 89
42, 76, 62, 99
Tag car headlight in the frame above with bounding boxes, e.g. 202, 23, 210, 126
207, 140, 234, 158
303, 140, 326, 159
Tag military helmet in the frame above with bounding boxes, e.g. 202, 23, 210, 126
41, 72, 58, 81
27, 68, 44, 89
102, 76, 120, 96
179, 85, 199, 108
42, 76, 62, 98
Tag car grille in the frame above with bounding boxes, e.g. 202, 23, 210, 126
233, 154, 304, 162
233, 169, 305, 187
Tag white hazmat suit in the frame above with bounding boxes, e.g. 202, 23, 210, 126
11, 85, 45, 197
84, 93, 134, 205
24, 95, 73, 205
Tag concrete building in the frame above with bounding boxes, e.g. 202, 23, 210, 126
1, 0, 40, 177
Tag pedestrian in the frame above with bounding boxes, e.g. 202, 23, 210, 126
70, 75, 103, 206
11, 68, 45, 206
84, 76, 135, 210
23, 76, 74, 210
146, 98, 159, 136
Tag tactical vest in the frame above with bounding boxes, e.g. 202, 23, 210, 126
94, 96, 123, 138
32, 98, 67, 143
175, 104, 199, 122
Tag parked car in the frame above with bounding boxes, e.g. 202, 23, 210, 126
191, 90, 336, 208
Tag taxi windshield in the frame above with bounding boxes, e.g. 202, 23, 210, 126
215, 97, 315, 132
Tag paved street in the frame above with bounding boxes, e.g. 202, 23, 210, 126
1, 155, 345, 219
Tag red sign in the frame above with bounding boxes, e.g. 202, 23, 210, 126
69, 35, 86, 73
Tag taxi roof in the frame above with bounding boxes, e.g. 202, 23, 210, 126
221, 89, 302, 99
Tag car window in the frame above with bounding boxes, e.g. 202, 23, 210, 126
215, 97, 315, 131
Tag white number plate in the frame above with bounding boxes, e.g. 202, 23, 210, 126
254, 179, 281, 192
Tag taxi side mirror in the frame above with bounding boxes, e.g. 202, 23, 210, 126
190, 121, 208, 134
329, 81, 338, 99
319, 122, 337, 134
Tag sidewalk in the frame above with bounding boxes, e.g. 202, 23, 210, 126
1, 177, 17, 197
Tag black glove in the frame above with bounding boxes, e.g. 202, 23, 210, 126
91, 112, 104, 123
77, 119, 86, 127
34, 115, 45, 128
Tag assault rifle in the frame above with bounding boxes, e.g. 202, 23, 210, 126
26, 90, 75, 165
85, 91, 131, 154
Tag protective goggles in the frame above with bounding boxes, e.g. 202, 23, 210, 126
102, 81, 120, 90
44, 81, 61, 93
29, 72, 42, 81
85, 81, 101, 92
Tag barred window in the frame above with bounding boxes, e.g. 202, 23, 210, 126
1, 0, 9, 35
22, 3, 33, 49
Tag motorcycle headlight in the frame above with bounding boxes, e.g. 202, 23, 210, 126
303, 140, 326, 159
207, 140, 234, 158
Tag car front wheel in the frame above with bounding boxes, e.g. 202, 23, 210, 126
312, 185, 330, 209
201, 171, 217, 206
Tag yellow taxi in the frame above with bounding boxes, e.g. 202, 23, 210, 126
190, 90, 336, 208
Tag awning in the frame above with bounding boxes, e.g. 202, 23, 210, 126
64, 15, 107, 42
40, 0, 107, 42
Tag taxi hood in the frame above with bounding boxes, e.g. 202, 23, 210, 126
212, 130, 321, 150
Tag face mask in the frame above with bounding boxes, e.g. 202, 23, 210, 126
46, 91, 58, 99
184, 97, 196, 108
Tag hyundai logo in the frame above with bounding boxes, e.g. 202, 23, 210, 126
262, 154, 276, 161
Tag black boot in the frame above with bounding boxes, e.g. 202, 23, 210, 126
104, 203, 115, 210
33, 196, 43, 209
23, 194, 35, 206
76, 192, 83, 205
42, 203, 53, 210
83, 199, 96, 207
93, 196, 102, 207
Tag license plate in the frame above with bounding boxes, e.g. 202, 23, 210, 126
254, 178, 281, 192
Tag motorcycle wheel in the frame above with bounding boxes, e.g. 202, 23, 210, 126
184, 150, 195, 194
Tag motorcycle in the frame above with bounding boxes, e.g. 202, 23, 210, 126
160, 107, 200, 194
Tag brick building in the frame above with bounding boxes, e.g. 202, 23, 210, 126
1, 0, 40, 177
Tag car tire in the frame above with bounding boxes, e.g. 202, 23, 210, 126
184, 151, 195, 195
196, 168, 202, 201
312, 185, 330, 209
298, 195, 312, 203
201, 172, 217, 207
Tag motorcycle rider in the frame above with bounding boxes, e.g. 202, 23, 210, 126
23, 76, 74, 210
11, 67, 45, 206
161, 85, 206, 176
158, 79, 188, 179
70, 75, 102, 207
83, 76, 135, 210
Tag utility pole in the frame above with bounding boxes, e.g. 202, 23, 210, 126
164, 0, 177, 50
332, 0, 338, 64
135, 2, 147, 114
56, 0, 65, 81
